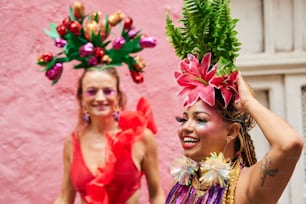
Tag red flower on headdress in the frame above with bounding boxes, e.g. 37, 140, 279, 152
210, 71, 239, 108
175, 53, 217, 107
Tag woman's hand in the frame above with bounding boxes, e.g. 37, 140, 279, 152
234, 72, 256, 113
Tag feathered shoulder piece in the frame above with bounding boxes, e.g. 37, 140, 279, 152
166, 0, 241, 108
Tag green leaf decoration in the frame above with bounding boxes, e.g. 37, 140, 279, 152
74, 61, 89, 69
93, 13, 99, 23
104, 15, 110, 34
69, 6, 77, 21
51, 78, 59, 85
106, 36, 143, 65
122, 36, 142, 53
165, 0, 241, 75
91, 31, 103, 47
40, 58, 57, 72
126, 56, 140, 72
43, 23, 60, 39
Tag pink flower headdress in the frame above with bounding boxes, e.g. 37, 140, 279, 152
175, 53, 239, 108
37, 1, 157, 85
166, 0, 241, 108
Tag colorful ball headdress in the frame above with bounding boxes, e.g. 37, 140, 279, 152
166, 0, 241, 108
37, 1, 157, 85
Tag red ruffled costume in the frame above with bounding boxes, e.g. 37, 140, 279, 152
70, 97, 157, 204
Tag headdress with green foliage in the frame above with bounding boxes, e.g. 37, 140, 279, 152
37, 1, 157, 85
166, 0, 241, 108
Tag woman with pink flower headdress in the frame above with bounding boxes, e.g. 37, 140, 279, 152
165, 0, 303, 203
37, 2, 165, 204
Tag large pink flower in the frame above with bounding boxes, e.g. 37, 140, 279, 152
210, 71, 239, 108
174, 53, 217, 107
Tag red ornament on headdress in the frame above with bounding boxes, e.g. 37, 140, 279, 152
123, 17, 133, 30
38, 52, 53, 63
130, 70, 144, 84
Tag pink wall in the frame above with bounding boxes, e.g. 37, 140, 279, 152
0, 0, 185, 203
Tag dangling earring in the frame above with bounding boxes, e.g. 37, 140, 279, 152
82, 102, 90, 123
223, 138, 230, 158
82, 112, 90, 123
112, 105, 121, 122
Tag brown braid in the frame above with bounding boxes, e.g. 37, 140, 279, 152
224, 107, 257, 166
239, 128, 257, 166
215, 94, 257, 167
212, 89, 258, 203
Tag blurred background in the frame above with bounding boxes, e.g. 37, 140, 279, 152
0, 0, 305, 203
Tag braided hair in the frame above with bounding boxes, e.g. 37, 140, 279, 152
215, 92, 257, 203
216, 91, 257, 167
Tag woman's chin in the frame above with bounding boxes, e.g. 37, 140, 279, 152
91, 111, 113, 119
183, 150, 200, 162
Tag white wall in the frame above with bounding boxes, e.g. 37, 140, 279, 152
231, 0, 306, 203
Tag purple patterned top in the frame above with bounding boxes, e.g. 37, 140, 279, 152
166, 181, 226, 204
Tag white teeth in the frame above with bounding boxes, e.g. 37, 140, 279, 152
183, 137, 199, 143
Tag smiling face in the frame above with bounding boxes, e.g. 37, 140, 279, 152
81, 70, 119, 120
176, 100, 232, 162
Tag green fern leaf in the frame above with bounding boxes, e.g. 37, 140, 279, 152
165, 0, 241, 75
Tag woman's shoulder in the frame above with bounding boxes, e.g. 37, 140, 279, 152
141, 128, 156, 143
63, 133, 73, 146
61, 133, 76, 161
63, 131, 80, 153
235, 166, 255, 203
63, 131, 78, 144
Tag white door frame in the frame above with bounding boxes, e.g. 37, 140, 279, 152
285, 74, 306, 204
246, 75, 290, 204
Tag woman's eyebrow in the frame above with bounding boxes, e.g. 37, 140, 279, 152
194, 111, 211, 116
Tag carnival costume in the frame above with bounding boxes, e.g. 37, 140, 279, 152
165, 0, 246, 203
37, 2, 158, 203
71, 97, 157, 203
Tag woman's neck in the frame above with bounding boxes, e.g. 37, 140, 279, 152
89, 115, 118, 135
